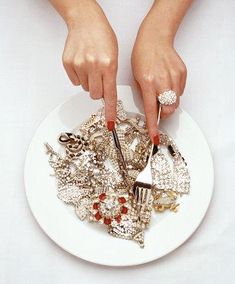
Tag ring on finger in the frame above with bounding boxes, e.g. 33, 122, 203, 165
158, 90, 177, 106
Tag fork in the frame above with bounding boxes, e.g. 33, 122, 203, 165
132, 104, 162, 207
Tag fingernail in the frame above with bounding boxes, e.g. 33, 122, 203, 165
153, 133, 160, 146
107, 120, 115, 131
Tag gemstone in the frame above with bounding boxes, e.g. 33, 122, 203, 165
93, 202, 99, 209
57, 186, 84, 205
75, 203, 88, 221
115, 215, 122, 223
104, 217, 111, 225
105, 199, 115, 209
158, 90, 177, 105
121, 206, 128, 214
46, 99, 190, 248
118, 197, 126, 204
99, 193, 106, 201
95, 212, 102, 220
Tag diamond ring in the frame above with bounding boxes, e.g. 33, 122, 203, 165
158, 90, 177, 106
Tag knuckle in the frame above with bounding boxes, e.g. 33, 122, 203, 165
105, 98, 116, 109
170, 69, 180, 79
146, 110, 155, 119
85, 53, 98, 66
102, 57, 117, 72
81, 83, 89, 91
162, 106, 175, 116
139, 73, 155, 89
143, 103, 155, 116
71, 79, 79, 86
62, 55, 73, 67
83, 86, 89, 92
180, 63, 187, 75
90, 90, 102, 100
157, 71, 169, 83
145, 117, 156, 132
73, 57, 84, 69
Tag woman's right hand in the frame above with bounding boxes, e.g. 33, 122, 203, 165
62, 0, 118, 128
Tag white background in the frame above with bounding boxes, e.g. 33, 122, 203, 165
0, 0, 235, 283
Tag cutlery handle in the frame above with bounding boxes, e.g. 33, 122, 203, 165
112, 128, 127, 171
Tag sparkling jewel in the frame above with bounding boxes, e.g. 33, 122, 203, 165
95, 212, 102, 220
121, 206, 128, 214
158, 90, 177, 105
115, 215, 122, 223
45, 99, 190, 248
104, 217, 112, 225
99, 193, 106, 201
93, 202, 99, 209
75, 197, 91, 221
118, 197, 126, 204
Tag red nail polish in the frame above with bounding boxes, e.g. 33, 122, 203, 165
107, 120, 115, 131
153, 133, 160, 146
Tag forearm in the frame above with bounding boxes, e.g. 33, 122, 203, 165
49, 0, 118, 123
49, 0, 101, 28
145, 0, 193, 45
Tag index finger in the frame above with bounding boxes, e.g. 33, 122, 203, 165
141, 87, 160, 145
102, 73, 117, 130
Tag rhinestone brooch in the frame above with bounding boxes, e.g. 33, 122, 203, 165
45, 100, 190, 248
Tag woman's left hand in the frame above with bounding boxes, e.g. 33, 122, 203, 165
131, 16, 187, 144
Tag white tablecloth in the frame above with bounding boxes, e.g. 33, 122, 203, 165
0, 0, 234, 283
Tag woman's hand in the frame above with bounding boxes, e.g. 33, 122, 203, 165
50, 0, 118, 127
131, 0, 191, 144
132, 36, 187, 143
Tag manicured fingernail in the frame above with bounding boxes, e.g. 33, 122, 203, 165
107, 120, 115, 131
153, 133, 160, 146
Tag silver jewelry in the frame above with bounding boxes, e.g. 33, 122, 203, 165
45, 100, 190, 248
151, 133, 190, 212
158, 90, 177, 106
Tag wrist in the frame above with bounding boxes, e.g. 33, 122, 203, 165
138, 18, 175, 48
63, 0, 97, 30
143, 2, 178, 45
154, 31, 175, 47
65, 12, 81, 31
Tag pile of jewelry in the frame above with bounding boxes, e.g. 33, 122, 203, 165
45, 101, 190, 248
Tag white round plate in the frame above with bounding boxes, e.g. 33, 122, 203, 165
24, 85, 214, 267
